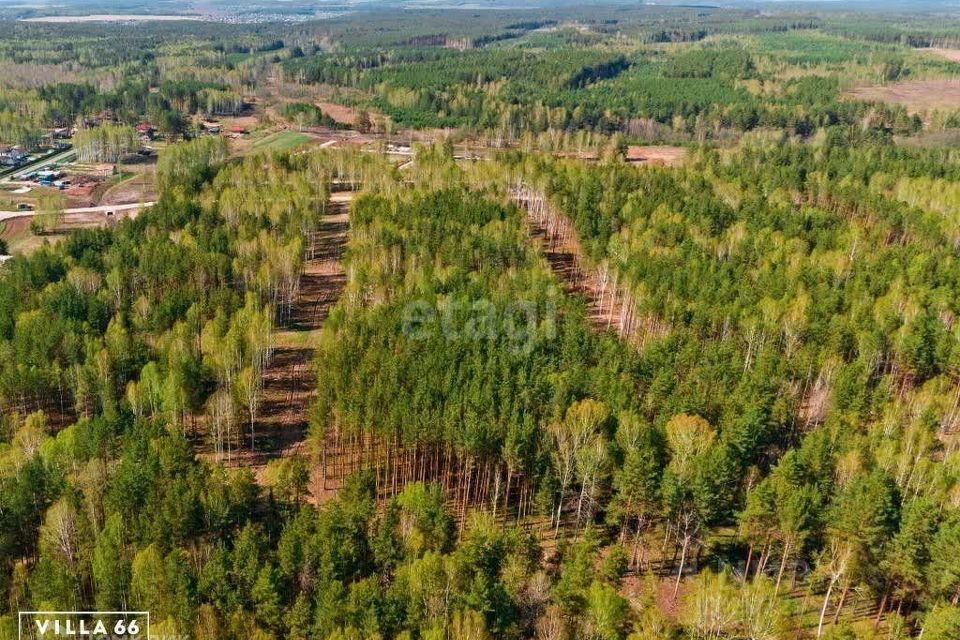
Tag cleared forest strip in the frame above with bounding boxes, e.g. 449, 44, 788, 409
247, 198, 350, 489
512, 187, 670, 347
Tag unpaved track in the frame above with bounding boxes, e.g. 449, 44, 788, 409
0, 201, 154, 221
248, 198, 350, 485
516, 190, 637, 337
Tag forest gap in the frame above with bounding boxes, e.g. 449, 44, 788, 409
249, 194, 350, 488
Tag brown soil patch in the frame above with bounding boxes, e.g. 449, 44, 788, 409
846, 79, 960, 113
100, 172, 156, 206
219, 114, 260, 131
0, 216, 35, 252
64, 178, 101, 207
316, 102, 358, 125
626, 145, 686, 166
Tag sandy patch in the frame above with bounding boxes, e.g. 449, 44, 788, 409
316, 102, 358, 125
627, 145, 687, 166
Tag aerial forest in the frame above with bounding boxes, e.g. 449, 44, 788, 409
1, 3, 960, 640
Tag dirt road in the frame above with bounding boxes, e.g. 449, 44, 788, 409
249, 193, 353, 497
515, 188, 668, 346
0, 201, 155, 221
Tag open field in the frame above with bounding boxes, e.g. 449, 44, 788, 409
218, 114, 260, 131
554, 145, 687, 165
247, 130, 315, 153
0, 183, 63, 209
0, 207, 139, 254
846, 79, 960, 113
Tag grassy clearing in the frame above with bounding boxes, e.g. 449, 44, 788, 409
248, 130, 314, 154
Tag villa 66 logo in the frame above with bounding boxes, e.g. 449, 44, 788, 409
18, 611, 149, 639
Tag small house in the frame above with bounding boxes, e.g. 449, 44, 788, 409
136, 123, 156, 141
0, 145, 28, 167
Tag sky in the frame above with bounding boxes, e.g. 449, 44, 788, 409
1, 0, 958, 15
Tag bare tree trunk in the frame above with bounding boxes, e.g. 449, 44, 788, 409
875, 586, 889, 628
775, 541, 790, 596
817, 575, 839, 639
674, 534, 689, 598
833, 580, 851, 624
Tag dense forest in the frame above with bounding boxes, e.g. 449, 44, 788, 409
2, 2, 960, 639
2, 4, 960, 152
1, 137, 959, 638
